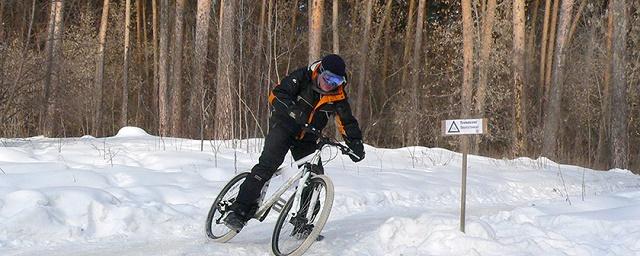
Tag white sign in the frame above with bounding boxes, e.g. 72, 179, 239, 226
442, 118, 487, 135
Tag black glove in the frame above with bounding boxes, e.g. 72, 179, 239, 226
287, 105, 307, 126
345, 139, 365, 162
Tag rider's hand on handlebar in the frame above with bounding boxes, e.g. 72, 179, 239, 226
345, 139, 365, 162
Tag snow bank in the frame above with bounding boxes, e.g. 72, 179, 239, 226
114, 127, 150, 138
0, 127, 639, 255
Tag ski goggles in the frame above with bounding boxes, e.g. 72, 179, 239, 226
318, 70, 346, 91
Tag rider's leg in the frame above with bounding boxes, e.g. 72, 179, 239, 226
226, 123, 295, 229
291, 139, 324, 174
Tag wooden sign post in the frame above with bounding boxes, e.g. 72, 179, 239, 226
442, 118, 488, 233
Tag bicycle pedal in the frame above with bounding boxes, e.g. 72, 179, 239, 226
272, 197, 288, 213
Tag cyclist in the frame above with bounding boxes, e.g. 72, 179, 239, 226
224, 54, 365, 232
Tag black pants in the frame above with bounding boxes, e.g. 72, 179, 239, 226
233, 121, 323, 214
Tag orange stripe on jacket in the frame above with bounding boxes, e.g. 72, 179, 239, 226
296, 85, 347, 139
269, 91, 276, 104
335, 115, 346, 136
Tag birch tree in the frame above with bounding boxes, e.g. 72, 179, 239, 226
401, 0, 416, 87
309, 0, 323, 63
543, 0, 559, 105
473, 0, 496, 154
158, 0, 170, 136
538, 0, 552, 123
42, 0, 65, 137
170, 0, 186, 136
542, 0, 574, 158
121, 0, 131, 127
191, 0, 212, 140
461, 0, 474, 152
94, 0, 110, 136
355, 0, 373, 120
610, 0, 629, 169
215, 0, 237, 139
152, 0, 159, 126
461, 0, 474, 118
597, 4, 614, 168
410, 0, 427, 145
512, 0, 526, 155
332, 0, 339, 54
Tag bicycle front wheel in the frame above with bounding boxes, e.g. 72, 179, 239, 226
271, 175, 334, 256
205, 172, 249, 243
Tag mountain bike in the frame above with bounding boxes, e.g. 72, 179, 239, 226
205, 126, 358, 256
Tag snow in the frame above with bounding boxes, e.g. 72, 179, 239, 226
114, 127, 150, 138
1, 127, 639, 255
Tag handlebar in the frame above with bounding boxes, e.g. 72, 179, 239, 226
302, 125, 359, 159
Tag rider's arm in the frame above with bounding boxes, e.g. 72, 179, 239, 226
269, 68, 306, 115
334, 99, 363, 142
335, 99, 365, 161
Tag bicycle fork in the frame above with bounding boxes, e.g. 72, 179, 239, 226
291, 171, 311, 218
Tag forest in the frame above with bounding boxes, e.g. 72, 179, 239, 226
0, 0, 638, 172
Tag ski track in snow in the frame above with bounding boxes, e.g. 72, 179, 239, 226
1, 127, 639, 255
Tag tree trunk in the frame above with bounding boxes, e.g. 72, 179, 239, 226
142, 0, 151, 127
461, 0, 474, 118
538, 0, 551, 125
542, 0, 574, 159
597, 4, 614, 169
461, 0, 474, 156
215, 0, 237, 139
136, 0, 143, 63
192, 0, 211, 139
410, 0, 427, 145
381, 3, 392, 100
265, 0, 274, 132
567, 0, 587, 46
525, 0, 540, 99
584, 26, 597, 165
0, 0, 5, 86
513, 0, 526, 156
609, 0, 628, 169
122, 0, 131, 128
355, 0, 373, 121
473, 0, 496, 154
253, 0, 267, 138
401, 0, 417, 87
0, 0, 4, 42
170, 0, 186, 136
285, 2, 298, 74
332, 0, 339, 54
158, 0, 170, 136
371, 0, 394, 55
152, 0, 159, 130
526, 0, 540, 67
308, 0, 323, 63
42, 0, 65, 137
135, 0, 144, 125
94, 0, 110, 136
543, 0, 560, 107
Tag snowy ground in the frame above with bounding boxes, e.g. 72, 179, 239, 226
1, 127, 639, 256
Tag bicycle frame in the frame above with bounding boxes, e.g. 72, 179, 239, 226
252, 147, 323, 220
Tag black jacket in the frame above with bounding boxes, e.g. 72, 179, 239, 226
269, 65, 362, 142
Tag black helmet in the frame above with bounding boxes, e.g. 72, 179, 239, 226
320, 54, 346, 77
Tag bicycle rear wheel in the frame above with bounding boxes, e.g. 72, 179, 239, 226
271, 175, 334, 256
205, 172, 249, 243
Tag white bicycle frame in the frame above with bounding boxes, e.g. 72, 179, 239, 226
252, 147, 324, 220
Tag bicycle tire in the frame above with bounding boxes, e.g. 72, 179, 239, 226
205, 172, 249, 243
271, 175, 334, 256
